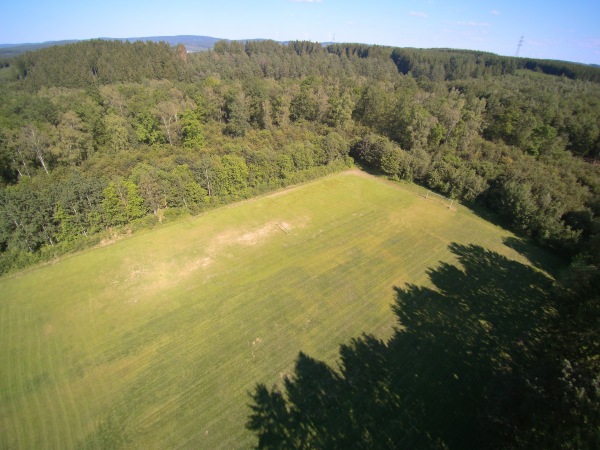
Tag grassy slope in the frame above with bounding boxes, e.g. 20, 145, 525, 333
0, 171, 558, 449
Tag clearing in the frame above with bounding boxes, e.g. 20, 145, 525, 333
0, 171, 556, 448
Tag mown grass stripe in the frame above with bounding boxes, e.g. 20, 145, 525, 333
0, 171, 560, 449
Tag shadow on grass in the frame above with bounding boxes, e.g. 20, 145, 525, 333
247, 243, 555, 449
502, 236, 564, 277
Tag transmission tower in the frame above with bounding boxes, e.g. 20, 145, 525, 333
515, 35, 524, 57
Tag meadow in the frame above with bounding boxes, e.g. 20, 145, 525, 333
0, 170, 556, 449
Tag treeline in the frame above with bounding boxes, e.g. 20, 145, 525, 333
0, 149, 350, 272
348, 74, 600, 247
8, 39, 600, 89
191, 42, 600, 159
0, 39, 599, 266
10, 40, 187, 89
391, 47, 518, 80
0, 72, 353, 272
390, 47, 600, 83
522, 57, 600, 83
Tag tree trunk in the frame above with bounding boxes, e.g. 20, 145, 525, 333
15, 148, 31, 177
161, 115, 173, 146
13, 218, 33, 252
42, 224, 54, 247
205, 175, 212, 197
13, 160, 23, 178
35, 146, 49, 175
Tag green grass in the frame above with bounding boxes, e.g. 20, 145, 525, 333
0, 170, 558, 449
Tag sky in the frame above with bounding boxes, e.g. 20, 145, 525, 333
2, 0, 600, 64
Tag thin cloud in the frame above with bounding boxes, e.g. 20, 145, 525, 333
527, 38, 562, 48
577, 38, 600, 48
409, 11, 428, 18
491, 9, 501, 15
453, 21, 490, 27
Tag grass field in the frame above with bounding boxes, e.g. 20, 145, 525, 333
0, 170, 557, 449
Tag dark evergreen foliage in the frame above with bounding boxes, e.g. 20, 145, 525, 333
12, 40, 187, 89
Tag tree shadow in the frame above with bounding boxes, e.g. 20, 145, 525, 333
502, 235, 564, 277
247, 243, 555, 449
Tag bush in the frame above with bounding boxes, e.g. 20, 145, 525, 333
129, 214, 159, 232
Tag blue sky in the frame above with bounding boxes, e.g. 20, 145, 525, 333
2, 0, 600, 64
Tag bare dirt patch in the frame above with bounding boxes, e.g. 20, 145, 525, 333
230, 222, 279, 246
209, 218, 306, 250
346, 168, 376, 178
130, 218, 309, 300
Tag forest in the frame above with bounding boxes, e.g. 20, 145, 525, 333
0, 39, 599, 447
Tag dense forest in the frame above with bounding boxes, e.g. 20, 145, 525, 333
0, 39, 599, 448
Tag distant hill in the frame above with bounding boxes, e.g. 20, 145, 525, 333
110, 35, 226, 52
0, 40, 80, 57
0, 35, 230, 57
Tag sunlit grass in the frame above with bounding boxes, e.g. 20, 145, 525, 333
0, 170, 557, 449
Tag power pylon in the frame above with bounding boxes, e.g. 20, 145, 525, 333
515, 35, 524, 57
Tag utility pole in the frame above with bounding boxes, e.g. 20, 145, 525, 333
515, 35, 524, 57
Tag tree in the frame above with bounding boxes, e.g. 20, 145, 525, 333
102, 182, 128, 226
156, 100, 181, 146
180, 108, 205, 150
102, 180, 146, 226
271, 94, 290, 127
243, 77, 269, 128
351, 133, 395, 169
290, 83, 319, 122
327, 91, 354, 129
214, 155, 249, 197
100, 85, 128, 117
104, 113, 131, 152
1, 130, 30, 181
130, 163, 168, 213
169, 164, 208, 207
354, 84, 390, 130
389, 103, 437, 151
547, 223, 600, 447
322, 132, 348, 164
288, 142, 315, 171
0, 131, 17, 185
135, 112, 163, 145
20, 125, 52, 175
54, 171, 104, 241
379, 145, 402, 177
55, 111, 93, 165
0, 178, 57, 251
275, 153, 294, 180
123, 180, 147, 220
224, 89, 251, 137
198, 155, 218, 198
